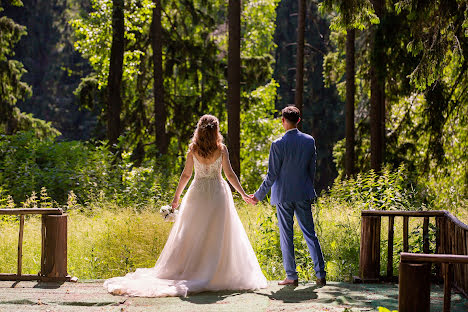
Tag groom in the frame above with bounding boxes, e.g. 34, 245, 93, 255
249, 105, 326, 286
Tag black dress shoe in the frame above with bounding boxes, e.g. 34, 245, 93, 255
316, 278, 326, 286
278, 278, 298, 286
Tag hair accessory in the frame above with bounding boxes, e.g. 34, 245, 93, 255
200, 122, 216, 129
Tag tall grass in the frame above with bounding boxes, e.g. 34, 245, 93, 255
0, 166, 466, 282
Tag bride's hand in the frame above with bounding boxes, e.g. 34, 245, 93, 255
241, 193, 254, 205
171, 197, 180, 211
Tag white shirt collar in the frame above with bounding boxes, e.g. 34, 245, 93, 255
285, 128, 298, 133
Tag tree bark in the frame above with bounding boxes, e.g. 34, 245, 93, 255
227, 0, 241, 178
152, 0, 168, 155
345, 28, 355, 177
107, 0, 125, 150
370, 0, 385, 172
294, 0, 306, 130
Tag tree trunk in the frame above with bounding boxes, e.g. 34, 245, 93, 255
345, 28, 355, 177
227, 0, 241, 178
107, 0, 125, 150
370, 0, 385, 172
152, 0, 168, 155
294, 0, 306, 130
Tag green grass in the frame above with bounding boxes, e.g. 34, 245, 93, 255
1, 195, 466, 281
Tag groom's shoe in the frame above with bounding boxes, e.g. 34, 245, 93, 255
278, 278, 298, 286
316, 278, 326, 286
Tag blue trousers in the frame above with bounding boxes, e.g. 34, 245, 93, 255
276, 199, 326, 280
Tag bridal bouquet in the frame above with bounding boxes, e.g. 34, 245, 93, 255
159, 205, 179, 222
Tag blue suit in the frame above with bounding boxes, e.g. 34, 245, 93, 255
255, 128, 326, 280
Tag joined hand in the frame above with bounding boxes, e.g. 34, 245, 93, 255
246, 194, 259, 205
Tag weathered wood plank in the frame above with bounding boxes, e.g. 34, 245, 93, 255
398, 261, 431, 312
17, 215, 24, 276
0, 208, 63, 215
423, 217, 430, 254
360, 215, 381, 281
403, 216, 409, 252
443, 263, 452, 312
444, 211, 468, 231
0, 274, 73, 282
41, 215, 68, 278
362, 210, 445, 217
400, 252, 468, 264
387, 216, 394, 279
0, 274, 39, 281
435, 216, 442, 279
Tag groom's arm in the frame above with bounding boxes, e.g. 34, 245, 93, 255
254, 142, 282, 201
308, 139, 317, 194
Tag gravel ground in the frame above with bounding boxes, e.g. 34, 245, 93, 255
0, 280, 466, 312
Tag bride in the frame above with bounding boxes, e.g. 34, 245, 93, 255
104, 114, 268, 297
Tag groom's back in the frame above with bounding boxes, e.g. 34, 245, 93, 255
271, 129, 317, 205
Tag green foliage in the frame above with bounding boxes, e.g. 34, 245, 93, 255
319, 0, 378, 30
240, 80, 282, 190
242, 0, 280, 57
13, 108, 61, 138
70, 0, 154, 89
329, 164, 427, 211
0, 2, 32, 130
0, 131, 181, 207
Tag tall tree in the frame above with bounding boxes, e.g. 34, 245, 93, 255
107, 0, 125, 149
0, 2, 31, 134
369, 0, 386, 172
294, 0, 306, 129
227, 0, 241, 177
345, 28, 355, 176
152, 0, 168, 155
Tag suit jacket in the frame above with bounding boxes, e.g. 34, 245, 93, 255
254, 128, 317, 205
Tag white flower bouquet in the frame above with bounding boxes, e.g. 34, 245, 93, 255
159, 205, 179, 222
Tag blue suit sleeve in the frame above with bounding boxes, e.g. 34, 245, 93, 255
254, 142, 282, 201
308, 139, 317, 193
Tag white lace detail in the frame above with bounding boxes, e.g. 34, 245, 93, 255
193, 154, 222, 180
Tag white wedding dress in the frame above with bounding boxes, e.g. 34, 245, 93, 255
103, 154, 268, 297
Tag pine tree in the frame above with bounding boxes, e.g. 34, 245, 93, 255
107, 0, 125, 150
152, 0, 168, 155
227, 0, 241, 177
0, 2, 31, 134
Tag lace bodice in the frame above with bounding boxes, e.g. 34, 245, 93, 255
193, 154, 222, 179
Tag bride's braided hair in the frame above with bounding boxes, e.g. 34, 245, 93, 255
189, 115, 223, 158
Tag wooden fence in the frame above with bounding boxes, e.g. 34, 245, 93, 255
358, 210, 468, 311
0, 208, 74, 282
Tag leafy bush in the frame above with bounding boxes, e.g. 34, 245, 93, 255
0, 131, 180, 207
0, 131, 121, 205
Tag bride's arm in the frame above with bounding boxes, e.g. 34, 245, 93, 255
221, 145, 252, 203
171, 150, 194, 210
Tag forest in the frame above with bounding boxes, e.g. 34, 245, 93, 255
0, 0, 467, 282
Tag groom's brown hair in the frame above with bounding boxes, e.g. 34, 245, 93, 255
281, 106, 300, 124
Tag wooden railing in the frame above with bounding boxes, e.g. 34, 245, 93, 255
399, 252, 468, 312
358, 210, 468, 306
0, 208, 75, 282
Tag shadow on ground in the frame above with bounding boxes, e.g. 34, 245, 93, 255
0, 280, 466, 311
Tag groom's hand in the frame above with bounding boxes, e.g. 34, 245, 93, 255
242, 194, 255, 205
248, 194, 259, 205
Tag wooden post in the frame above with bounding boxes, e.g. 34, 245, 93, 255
398, 261, 431, 312
403, 216, 409, 252
17, 215, 25, 277
360, 215, 381, 281
423, 217, 430, 254
387, 216, 394, 279
442, 263, 452, 312
41, 215, 68, 279
435, 216, 442, 279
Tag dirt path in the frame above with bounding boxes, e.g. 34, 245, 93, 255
0, 280, 466, 311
